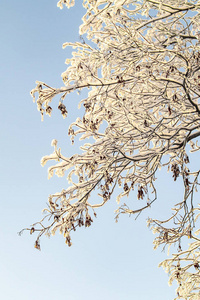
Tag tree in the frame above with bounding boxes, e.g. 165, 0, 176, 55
21, 0, 200, 298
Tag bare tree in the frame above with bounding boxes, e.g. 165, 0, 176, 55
21, 1, 200, 298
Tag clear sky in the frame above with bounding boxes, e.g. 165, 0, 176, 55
0, 1, 192, 299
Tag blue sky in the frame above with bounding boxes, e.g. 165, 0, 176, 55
0, 1, 190, 299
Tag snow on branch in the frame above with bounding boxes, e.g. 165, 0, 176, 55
22, 1, 200, 298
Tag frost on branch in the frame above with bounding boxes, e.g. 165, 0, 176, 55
57, 0, 75, 9
23, 1, 200, 298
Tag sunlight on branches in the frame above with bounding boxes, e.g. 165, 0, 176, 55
21, 1, 200, 298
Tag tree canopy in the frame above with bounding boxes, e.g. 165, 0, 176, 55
22, 1, 200, 298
